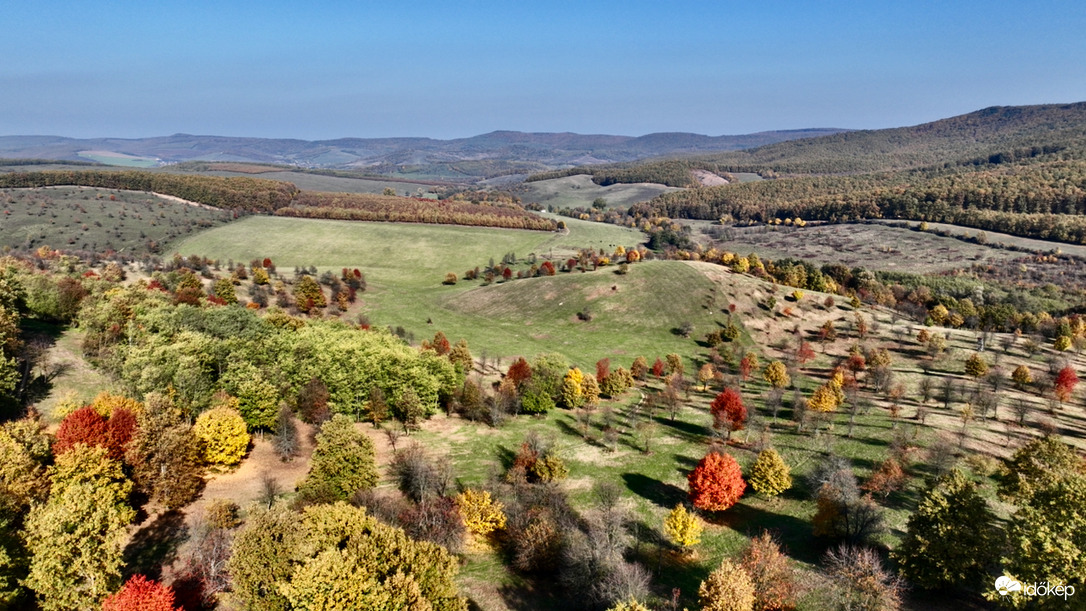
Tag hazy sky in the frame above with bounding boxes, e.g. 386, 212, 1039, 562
3, 1, 1085, 139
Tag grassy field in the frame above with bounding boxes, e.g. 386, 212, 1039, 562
0, 186, 234, 254
76, 150, 158, 168
196, 169, 442, 198
515, 174, 681, 209
169, 214, 718, 366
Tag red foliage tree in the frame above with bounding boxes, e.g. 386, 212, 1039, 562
53, 407, 109, 456
431, 331, 451, 355
102, 574, 182, 611
739, 355, 756, 381
540, 260, 556, 276
106, 408, 137, 461
262, 257, 272, 268
652, 358, 666, 378
846, 353, 866, 373
688, 451, 746, 512
54, 406, 135, 460
596, 358, 611, 384
1055, 365, 1079, 403
506, 357, 532, 389
502, 267, 513, 281
796, 341, 816, 366
709, 388, 747, 439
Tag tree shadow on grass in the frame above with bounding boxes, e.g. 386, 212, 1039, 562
652, 415, 709, 444
622, 472, 686, 509
122, 509, 188, 580
713, 502, 821, 565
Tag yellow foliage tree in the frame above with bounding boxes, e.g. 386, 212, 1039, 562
809, 384, 839, 413
664, 504, 703, 554
1054, 335, 1072, 351
699, 558, 756, 611
193, 406, 250, 466
456, 489, 506, 540
561, 367, 585, 408
90, 392, 143, 417
762, 361, 790, 389
749, 448, 792, 497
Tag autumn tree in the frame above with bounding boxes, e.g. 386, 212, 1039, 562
101, 575, 182, 611
749, 448, 792, 497
698, 558, 755, 611
296, 377, 331, 424
630, 356, 648, 380
193, 405, 250, 466
964, 353, 989, 379
664, 503, 702, 555
211, 277, 237, 305
651, 357, 666, 378
762, 361, 790, 389
666, 353, 684, 376
506, 357, 532, 390
456, 489, 506, 541
293, 275, 326, 313
126, 396, 205, 509
364, 386, 389, 427
893, 470, 997, 590
796, 341, 816, 366
52, 406, 109, 457
561, 367, 585, 408
582, 375, 601, 407
710, 388, 747, 440
448, 339, 473, 373
297, 414, 378, 503
1055, 364, 1079, 403
740, 532, 797, 611
1012, 364, 1033, 390
824, 545, 903, 611
688, 451, 746, 512
25, 446, 135, 611
861, 457, 906, 501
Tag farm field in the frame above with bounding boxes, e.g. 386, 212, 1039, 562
192, 169, 442, 197
0, 186, 234, 253
515, 174, 681, 209
694, 221, 1024, 273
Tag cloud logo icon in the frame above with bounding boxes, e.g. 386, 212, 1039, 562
996, 576, 1023, 596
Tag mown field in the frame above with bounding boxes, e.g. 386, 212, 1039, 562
514, 174, 681, 209
0, 186, 234, 253
169, 215, 711, 366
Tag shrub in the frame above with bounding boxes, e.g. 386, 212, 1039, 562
456, 489, 506, 539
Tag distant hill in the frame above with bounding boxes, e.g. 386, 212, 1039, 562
0, 128, 847, 182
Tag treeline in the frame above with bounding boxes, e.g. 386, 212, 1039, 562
277, 191, 556, 231
632, 160, 1086, 244
526, 159, 712, 188
0, 170, 296, 212
0, 158, 103, 168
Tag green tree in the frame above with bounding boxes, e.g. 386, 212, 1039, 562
24, 446, 135, 611
222, 363, 280, 430
231, 502, 467, 611
999, 435, 1085, 504
893, 470, 998, 589
297, 415, 379, 502
749, 448, 792, 497
212, 277, 237, 305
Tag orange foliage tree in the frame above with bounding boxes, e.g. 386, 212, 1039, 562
688, 451, 746, 511
102, 575, 182, 611
53, 406, 136, 461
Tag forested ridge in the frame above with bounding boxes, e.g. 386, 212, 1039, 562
0, 170, 556, 230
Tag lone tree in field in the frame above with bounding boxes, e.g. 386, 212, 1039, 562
663, 504, 702, 555
964, 353, 989, 379
762, 361, 790, 390
698, 558, 756, 611
1055, 365, 1079, 404
749, 448, 792, 498
1012, 364, 1033, 390
688, 451, 746, 512
710, 388, 747, 440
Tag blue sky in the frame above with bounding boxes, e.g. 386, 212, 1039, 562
2, 1, 1085, 139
